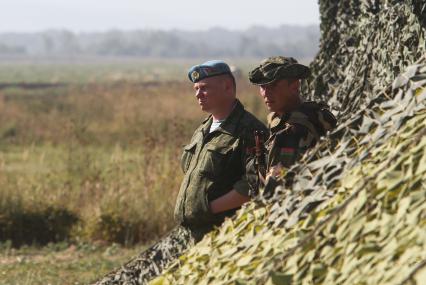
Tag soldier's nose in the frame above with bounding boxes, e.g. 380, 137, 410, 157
195, 90, 204, 99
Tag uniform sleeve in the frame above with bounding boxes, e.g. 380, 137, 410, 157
233, 175, 250, 197
272, 124, 310, 168
269, 105, 337, 170
232, 137, 254, 197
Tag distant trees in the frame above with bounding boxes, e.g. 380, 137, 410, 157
0, 43, 26, 55
0, 25, 320, 58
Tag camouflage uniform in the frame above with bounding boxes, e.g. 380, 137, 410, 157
175, 60, 267, 238
265, 101, 337, 170
174, 99, 267, 238
247, 56, 337, 195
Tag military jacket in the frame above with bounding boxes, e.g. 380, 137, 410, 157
265, 101, 337, 170
174, 100, 267, 228
246, 101, 337, 196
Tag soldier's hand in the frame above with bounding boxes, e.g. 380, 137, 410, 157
262, 163, 284, 198
266, 163, 284, 181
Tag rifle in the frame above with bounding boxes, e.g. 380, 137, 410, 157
253, 130, 266, 196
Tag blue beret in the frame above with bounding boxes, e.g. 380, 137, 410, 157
188, 60, 234, 83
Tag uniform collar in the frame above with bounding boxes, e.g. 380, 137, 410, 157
268, 109, 301, 134
201, 99, 245, 136
267, 112, 285, 134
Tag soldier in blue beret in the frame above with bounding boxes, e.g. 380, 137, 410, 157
96, 60, 267, 285
175, 60, 267, 233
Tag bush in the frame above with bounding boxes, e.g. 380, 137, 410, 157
0, 205, 78, 247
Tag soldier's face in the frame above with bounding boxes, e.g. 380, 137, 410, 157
259, 79, 300, 114
193, 76, 230, 113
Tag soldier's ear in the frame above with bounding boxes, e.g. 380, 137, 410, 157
288, 79, 300, 94
224, 76, 234, 93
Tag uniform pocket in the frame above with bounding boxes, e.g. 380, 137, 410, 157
199, 143, 234, 179
181, 141, 197, 173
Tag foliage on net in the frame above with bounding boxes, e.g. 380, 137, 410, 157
152, 1, 426, 284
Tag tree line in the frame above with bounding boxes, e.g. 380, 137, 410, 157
0, 25, 319, 59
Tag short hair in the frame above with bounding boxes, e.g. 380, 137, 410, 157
218, 73, 236, 94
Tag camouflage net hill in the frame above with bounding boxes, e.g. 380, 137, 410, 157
149, 1, 426, 284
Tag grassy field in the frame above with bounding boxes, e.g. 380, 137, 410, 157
0, 58, 266, 284
0, 241, 145, 285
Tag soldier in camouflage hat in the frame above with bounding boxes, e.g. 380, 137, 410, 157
248, 56, 337, 193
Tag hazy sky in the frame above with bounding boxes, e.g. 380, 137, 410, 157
1, 0, 320, 32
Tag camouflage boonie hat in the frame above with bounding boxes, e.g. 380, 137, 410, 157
248, 56, 310, 85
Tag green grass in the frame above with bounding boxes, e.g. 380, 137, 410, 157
0, 241, 145, 285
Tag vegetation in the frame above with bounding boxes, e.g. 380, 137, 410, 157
0, 61, 266, 250
0, 241, 144, 284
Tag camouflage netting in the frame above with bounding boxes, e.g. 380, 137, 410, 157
148, 1, 426, 284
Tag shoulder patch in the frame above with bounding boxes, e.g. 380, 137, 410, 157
280, 147, 296, 156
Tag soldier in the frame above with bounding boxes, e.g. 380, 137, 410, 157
175, 60, 268, 240
247, 56, 337, 194
95, 60, 267, 285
